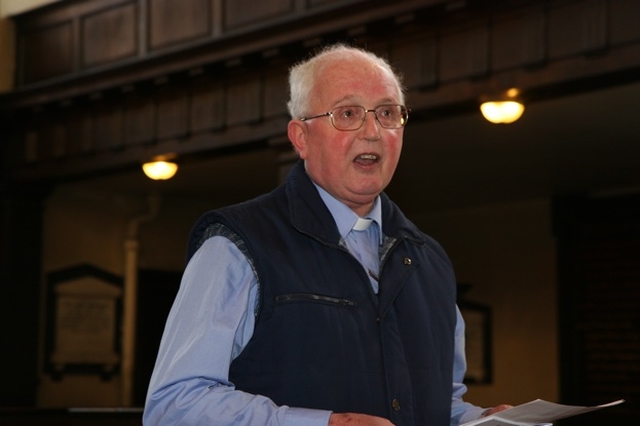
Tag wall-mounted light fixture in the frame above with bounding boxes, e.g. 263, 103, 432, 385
142, 155, 178, 180
480, 88, 525, 124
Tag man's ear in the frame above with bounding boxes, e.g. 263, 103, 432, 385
287, 120, 308, 159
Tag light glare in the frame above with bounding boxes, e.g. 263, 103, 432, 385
142, 161, 178, 180
480, 101, 525, 124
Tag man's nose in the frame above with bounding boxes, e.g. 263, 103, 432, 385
361, 110, 381, 139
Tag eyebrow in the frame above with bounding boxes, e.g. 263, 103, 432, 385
330, 96, 399, 107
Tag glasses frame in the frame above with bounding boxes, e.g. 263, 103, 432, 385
299, 104, 410, 131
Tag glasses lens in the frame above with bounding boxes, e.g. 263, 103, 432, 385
331, 106, 366, 130
329, 105, 409, 130
375, 105, 408, 129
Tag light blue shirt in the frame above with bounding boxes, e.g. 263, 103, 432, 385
144, 186, 486, 426
314, 182, 382, 293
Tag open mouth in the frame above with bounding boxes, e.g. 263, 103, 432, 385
354, 153, 379, 165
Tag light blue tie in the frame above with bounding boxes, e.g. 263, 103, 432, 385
348, 218, 380, 294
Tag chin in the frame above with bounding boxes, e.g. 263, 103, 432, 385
354, 186, 384, 200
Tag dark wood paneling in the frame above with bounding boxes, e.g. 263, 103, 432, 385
439, 22, 489, 82
190, 80, 226, 133
11, 0, 636, 93
21, 22, 74, 84
39, 117, 64, 162
492, 5, 545, 71
226, 75, 261, 126
610, 0, 640, 45
123, 93, 155, 145
554, 195, 640, 424
93, 102, 124, 151
63, 105, 93, 157
79, 110, 96, 154
583, 0, 607, 53
51, 121, 67, 159
82, 3, 138, 68
149, 0, 211, 50
391, 36, 438, 90
309, 0, 348, 6
156, 86, 188, 140
4, 0, 640, 184
224, 0, 294, 30
263, 67, 289, 118
23, 112, 61, 164
548, 1, 587, 59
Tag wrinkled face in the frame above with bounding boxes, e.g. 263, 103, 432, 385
288, 56, 404, 216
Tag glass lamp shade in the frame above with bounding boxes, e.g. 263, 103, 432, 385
480, 101, 525, 124
142, 161, 178, 180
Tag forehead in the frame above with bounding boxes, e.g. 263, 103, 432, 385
312, 55, 401, 106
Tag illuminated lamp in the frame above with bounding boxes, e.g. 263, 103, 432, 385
142, 156, 178, 180
480, 88, 525, 124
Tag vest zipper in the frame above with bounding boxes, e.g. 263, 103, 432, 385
275, 293, 357, 307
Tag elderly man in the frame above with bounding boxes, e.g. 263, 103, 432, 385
144, 44, 509, 426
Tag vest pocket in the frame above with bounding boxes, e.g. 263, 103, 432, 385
275, 293, 357, 307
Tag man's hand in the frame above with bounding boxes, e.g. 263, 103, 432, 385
481, 404, 513, 417
329, 413, 395, 425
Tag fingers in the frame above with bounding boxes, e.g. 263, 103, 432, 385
329, 412, 395, 426
482, 404, 514, 417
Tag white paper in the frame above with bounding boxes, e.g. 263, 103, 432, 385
461, 399, 624, 426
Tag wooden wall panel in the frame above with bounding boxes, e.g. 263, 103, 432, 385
78, 111, 95, 154
190, 81, 226, 133
123, 94, 155, 145
263, 68, 289, 119
82, 3, 138, 68
11, 0, 636, 92
391, 37, 438, 91
548, 1, 586, 59
492, 6, 545, 71
93, 104, 124, 151
156, 87, 188, 140
149, 0, 211, 50
439, 23, 489, 82
51, 121, 67, 159
24, 112, 56, 164
21, 22, 73, 84
468, 25, 489, 77
309, 0, 347, 6
6, 0, 640, 183
39, 120, 66, 161
226, 76, 261, 126
63, 106, 91, 157
224, 0, 294, 29
609, 0, 640, 45
27, 115, 55, 163
554, 195, 640, 424
583, 0, 607, 53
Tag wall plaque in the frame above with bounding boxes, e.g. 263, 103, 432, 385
51, 278, 121, 367
45, 265, 123, 379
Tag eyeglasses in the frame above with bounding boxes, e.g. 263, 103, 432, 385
299, 104, 410, 131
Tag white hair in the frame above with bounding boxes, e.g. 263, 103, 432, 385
287, 44, 405, 119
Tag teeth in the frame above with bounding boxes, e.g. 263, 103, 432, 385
358, 154, 378, 160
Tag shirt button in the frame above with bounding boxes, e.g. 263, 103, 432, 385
403, 257, 412, 265
392, 398, 401, 411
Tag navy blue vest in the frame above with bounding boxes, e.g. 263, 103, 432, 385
187, 161, 457, 426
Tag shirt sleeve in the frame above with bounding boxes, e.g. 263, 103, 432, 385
143, 236, 332, 426
450, 306, 487, 426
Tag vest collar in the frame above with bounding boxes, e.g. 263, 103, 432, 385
286, 160, 425, 245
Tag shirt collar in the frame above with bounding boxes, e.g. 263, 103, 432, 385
312, 182, 383, 243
